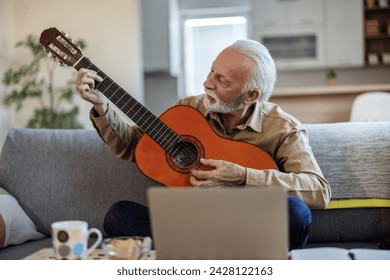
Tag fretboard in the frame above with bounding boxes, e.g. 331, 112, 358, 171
74, 57, 179, 154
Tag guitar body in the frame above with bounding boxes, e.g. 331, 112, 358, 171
135, 105, 277, 187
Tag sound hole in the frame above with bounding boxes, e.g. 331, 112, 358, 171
166, 135, 204, 173
171, 141, 198, 167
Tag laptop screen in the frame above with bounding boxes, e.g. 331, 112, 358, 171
148, 187, 288, 260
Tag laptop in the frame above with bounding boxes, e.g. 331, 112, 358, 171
147, 187, 288, 260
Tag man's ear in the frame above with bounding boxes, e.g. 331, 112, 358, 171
244, 90, 261, 104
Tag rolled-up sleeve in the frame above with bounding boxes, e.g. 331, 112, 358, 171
246, 126, 331, 209
90, 105, 143, 162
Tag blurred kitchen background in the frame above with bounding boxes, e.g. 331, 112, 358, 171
1, 0, 390, 148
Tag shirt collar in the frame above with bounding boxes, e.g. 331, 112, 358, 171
239, 101, 263, 133
203, 98, 263, 134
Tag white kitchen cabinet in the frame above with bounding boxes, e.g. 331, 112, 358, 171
290, 0, 324, 26
325, 0, 364, 67
253, 0, 288, 27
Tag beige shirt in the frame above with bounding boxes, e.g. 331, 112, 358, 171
91, 95, 331, 209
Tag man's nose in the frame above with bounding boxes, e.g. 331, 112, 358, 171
203, 74, 215, 90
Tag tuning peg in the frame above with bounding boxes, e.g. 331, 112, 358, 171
60, 30, 68, 37
43, 47, 54, 59
48, 52, 57, 62
61, 30, 74, 43
59, 61, 65, 67
47, 54, 54, 60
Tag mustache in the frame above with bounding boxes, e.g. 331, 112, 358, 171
205, 89, 217, 99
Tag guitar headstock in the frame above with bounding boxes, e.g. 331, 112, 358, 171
39, 27, 83, 67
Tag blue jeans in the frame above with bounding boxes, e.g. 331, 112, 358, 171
103, 196, 312, 250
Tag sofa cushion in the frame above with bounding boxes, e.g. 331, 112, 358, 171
0, 185, 44, 249
306, 122, 390, 208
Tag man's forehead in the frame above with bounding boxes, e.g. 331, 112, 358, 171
213, 48, 252, 77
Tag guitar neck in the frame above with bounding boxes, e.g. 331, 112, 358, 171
74, 57, 179, 153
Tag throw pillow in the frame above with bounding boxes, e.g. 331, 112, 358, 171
0, 186, 45, 249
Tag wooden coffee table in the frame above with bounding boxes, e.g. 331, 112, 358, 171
23, 248, 156, 260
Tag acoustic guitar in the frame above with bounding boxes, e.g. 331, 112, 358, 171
39, 27, 277, 187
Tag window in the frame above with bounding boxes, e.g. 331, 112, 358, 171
182, 15, 248, 96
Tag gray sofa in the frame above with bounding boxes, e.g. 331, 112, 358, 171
0, 122, 389, 259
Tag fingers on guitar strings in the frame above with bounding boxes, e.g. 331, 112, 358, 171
78, 84, 90, 96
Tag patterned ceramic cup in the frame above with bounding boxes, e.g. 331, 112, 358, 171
51, 220, 102, 260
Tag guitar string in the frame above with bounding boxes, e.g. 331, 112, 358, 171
76, 57, 202, 169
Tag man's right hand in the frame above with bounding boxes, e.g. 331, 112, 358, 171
76, 68, 108, 116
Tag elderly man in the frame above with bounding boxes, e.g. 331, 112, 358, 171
77, 39, 331, 249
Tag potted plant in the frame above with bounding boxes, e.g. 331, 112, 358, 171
2, 34, 86, 128
326, 68, 337, 86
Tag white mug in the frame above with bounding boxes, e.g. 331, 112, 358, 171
51, 220, 102, 260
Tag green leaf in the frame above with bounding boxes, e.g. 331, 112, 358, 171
16, 34, 46, 60
59, 87, 74, 102
2, 33, 87, 129
76, 39, 87, 50
27, 106, 84, 129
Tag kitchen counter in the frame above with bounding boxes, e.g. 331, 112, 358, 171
273, 83, 390, 97
269, 83, 390, 123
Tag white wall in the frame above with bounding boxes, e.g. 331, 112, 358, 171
0, 0, 17, 148
0, 0, 143, 149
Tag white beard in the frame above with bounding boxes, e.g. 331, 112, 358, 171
203, 89, 247, 114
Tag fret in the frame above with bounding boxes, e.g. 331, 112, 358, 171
118, 96, 131, 111
154, 123, 170, 144
160, 132, 172, 150
164, 132, 180, 151
139, 111, 153, 128
140, 113, 154, 129
102, 80, 115, 96
132, 105, 144, 119
109, 86, 121, 99
123, 99, 138, 115
148, 122, 165, 142
136, 112, 152, 131
113, 88, 130, 105
143, 115, 159, 132
116, 94, 131, 111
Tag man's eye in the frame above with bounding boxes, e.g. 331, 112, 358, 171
218, 77, 228, 85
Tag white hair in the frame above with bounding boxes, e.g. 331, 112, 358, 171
230, 39, 277, 102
